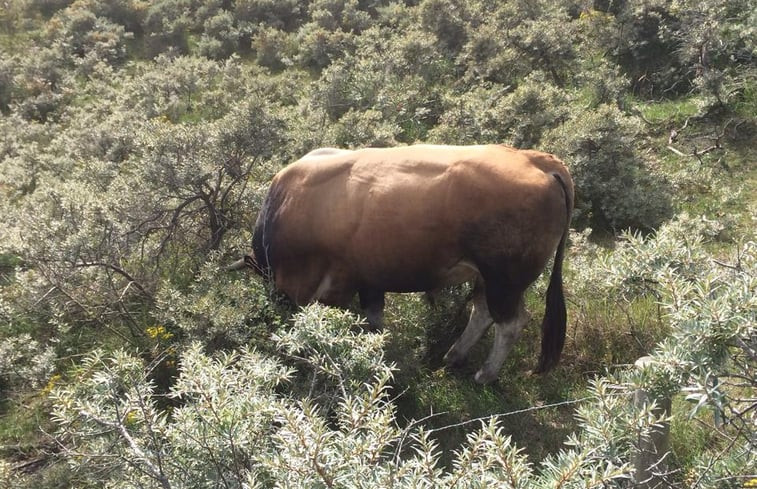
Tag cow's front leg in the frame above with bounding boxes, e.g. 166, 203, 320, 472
359, 289, 385, 330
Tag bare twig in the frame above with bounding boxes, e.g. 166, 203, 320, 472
666, 144, 721, 159
711, 259, 741, 271
74, 261, 151, 299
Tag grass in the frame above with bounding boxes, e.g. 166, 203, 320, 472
634, 95, 700, 127
567, 293, 666, 369
669, 398, 721, 471
0, 392, 57, 476
0, 255, 21, 286
730, 77, 757, 120
628, 88, 756, 247
1, 394, 77, 489
399, 368, 580, 467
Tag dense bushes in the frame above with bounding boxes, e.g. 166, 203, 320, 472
22, 235, 757, 487
1, 0, 755, 487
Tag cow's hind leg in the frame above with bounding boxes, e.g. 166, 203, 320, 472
444, 279, 493, 367
474, 298, 528, 384
359, 289, 385, 330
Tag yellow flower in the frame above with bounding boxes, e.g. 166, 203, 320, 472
146, 325, 173, 341
145, 325, 161, 339
42, 373, 62, 394
124, 410, 139, 426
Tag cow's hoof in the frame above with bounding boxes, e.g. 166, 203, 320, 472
443, 349, 465, 368
474, 368, 498, 385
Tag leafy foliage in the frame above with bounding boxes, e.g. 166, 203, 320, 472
0, 0, 755, 486
40, 310, 643, 488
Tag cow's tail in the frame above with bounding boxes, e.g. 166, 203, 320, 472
535, 172, 572, 374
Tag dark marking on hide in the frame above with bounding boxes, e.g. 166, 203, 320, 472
481, 276, 526, 325
252, 181, 285, 277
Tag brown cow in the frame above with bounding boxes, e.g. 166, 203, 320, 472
239, 144, 574, 384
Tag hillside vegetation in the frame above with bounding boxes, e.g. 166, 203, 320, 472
0, 0, 755, 487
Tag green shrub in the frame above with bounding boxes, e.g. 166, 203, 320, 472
142, 0, 190, 57
503, 8, 577, 88
43, 310, 646, 488
234, 0, 305, 31
308, 0, 368, 32
45, 6, 129, 72
0, 334, 56, 392
543, 104, 673, 231
155, 256, 286, 348
197, 10, 241, 59
419, 0, 467, 54
493, 73, 570, 148
0, 55, 16, 114
11, 45, 70, 121
48, 269, 756, 488
326, 108, 400, 147
457, 21, 525, 86
427, 86, 493, 144
251, 26, 296, 69
87, 0, 146, 34
574, 58, 629, 108
610, 2, 687, 97
26, 0, 72, 17
429, 75, 568, 148
296, 23, 354, 70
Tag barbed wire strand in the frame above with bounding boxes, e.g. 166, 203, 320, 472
392, 395, 596, 467
425, 396, 593, 435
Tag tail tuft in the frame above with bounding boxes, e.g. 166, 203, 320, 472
535, 172, 571, 374
534, 254, 566, 373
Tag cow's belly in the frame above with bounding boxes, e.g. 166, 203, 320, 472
357, 258, 479, 293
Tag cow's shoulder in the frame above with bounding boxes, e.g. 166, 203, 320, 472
276, 151, 356, 189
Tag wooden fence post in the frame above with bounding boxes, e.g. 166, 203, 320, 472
633, 356, 672, 488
